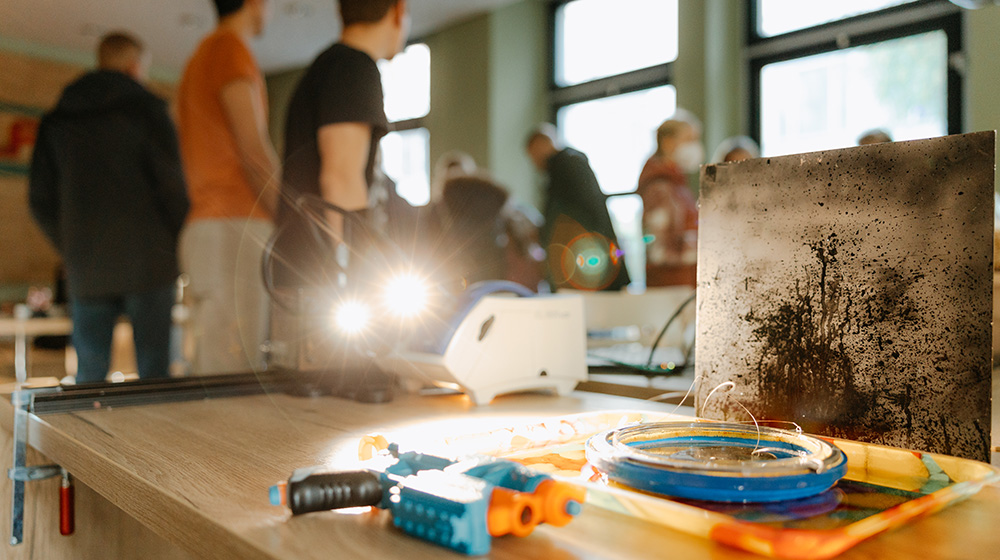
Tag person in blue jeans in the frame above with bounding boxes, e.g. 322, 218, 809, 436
29, 32, 189, 383
70, 290, 176, 383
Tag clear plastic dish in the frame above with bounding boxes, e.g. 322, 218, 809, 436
586, 421, 848, 502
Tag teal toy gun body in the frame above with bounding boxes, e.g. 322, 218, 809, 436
270, 444, 585, 555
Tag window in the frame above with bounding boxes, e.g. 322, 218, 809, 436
557, 86, 677, 196
378, 43, 431, 206
749, 0, 962, 157
555, 0, 678, 87
551, 0, 681, 287
380, 128, 430, 207
379, 43, 430, 123
760, 31, 948, 156
756, 0, 918, 37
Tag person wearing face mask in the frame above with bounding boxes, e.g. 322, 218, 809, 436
638, 111, 702, 287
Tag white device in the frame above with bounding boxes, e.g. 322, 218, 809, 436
378, 293, 588, 405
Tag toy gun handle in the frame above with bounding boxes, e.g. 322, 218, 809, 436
271, 470, 383, 515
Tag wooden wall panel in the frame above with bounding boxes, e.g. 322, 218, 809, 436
0, 176, 61, 286
0, 51, 82, 110
0, 51, 80, 289
0, 49, 175, 293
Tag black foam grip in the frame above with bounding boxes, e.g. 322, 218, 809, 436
288, 471, 383, 515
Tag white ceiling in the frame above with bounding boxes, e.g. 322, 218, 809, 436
0, 0, 518, 76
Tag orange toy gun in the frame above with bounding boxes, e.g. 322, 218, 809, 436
270, 444, 584, 555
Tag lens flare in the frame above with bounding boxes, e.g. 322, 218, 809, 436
334, 300, 371, 335
383, 273, 429, 317
610, 243, 622, 265
558, 232, 622, 290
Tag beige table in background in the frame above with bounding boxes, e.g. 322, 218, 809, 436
1, 388, 999, 560
0, 315, 71, 382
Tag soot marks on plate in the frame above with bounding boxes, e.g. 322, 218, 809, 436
740, 232, 928, 441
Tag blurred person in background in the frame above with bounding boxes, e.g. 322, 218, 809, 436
433, 174, 511, 285
525, 124, 629, 292
176, 0, 279, 374
430, 150, 477, 203
431, 173, 546, 291
273, 0, 409, 290
423, 150, 478, 264
638, 110, 701, 287
30, 32, 189, 383
858, 128, 893, 145
711, 135, 760, 164
368, 147, 419, 255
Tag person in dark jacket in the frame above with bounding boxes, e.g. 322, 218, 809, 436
525, 124, 629, 292
29, 32, 189, 383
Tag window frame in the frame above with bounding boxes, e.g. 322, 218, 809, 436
547, 0, 679, 195
380, 41, 431, 205
747, 0, 964, 148
547, 0, 681, 287
382, 40, 430, 135
548, 0, 675, 116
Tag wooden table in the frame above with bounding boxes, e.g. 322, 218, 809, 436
1, 387, 999, 560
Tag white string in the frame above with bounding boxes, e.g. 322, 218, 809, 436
703, 380, 734, 407
733, 419, 803, 435
647, 376, 775, 453
702, 381, 761, 452
647, 371, 701, 418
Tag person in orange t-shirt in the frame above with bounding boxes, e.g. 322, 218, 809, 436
176, 0, 279, 375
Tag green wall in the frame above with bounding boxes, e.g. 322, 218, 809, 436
703, 0, 748, 158
424, 15, 492, 187
265, 66, 306, 156
677, 0, 708, 131
422, 1, 549, 209
487, 0, 549, 208
674, 0, 747, 193
965, 4, 1000, 190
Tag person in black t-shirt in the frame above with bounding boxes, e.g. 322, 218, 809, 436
275, 0, 409, 289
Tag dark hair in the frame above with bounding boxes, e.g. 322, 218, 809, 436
858, 129, 893, 145
213, 0, 245, 19
442, 174, 509, 217
97, 32, 144, 70
339, 0, 400, 26
524, 123, 557, 149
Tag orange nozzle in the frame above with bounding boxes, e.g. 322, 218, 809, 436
532, 479, 585, 527
487, 480, 586, 538
487, 488, 538, 538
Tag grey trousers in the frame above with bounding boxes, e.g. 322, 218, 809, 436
179, 218, 273, 375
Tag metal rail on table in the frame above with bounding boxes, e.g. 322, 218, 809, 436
5, 370, 312, 546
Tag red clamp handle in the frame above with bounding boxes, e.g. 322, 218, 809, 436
60, 471, 74, 536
